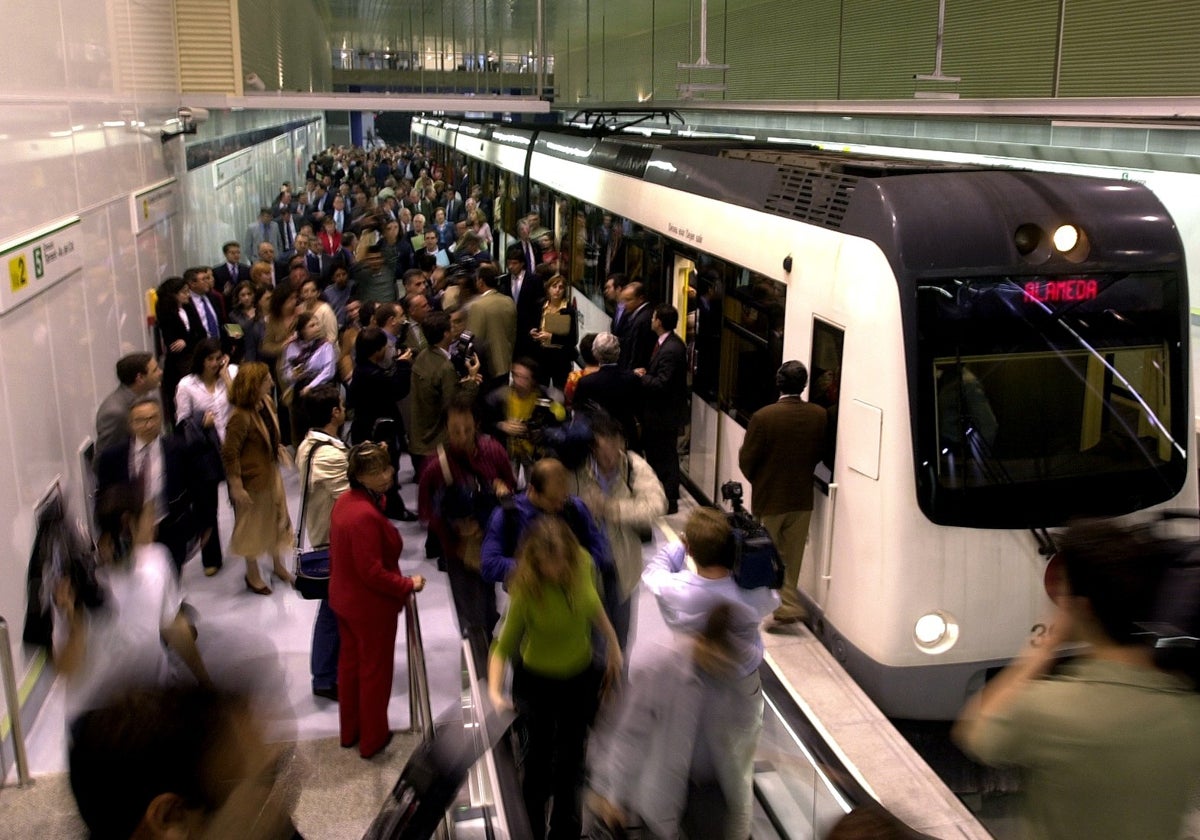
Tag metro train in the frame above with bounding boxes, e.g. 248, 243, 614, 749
414, 116, 1196, 719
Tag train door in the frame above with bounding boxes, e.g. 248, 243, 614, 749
803, 318, 844, 609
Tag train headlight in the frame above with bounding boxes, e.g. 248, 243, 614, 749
1052, 224, 1080, 252
913, 611, 960, 654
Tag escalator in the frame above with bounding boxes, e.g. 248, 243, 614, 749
431, 631, 875, 839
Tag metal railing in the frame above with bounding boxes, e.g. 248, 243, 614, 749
0, 616, 32, 788
404, 594, 434, 740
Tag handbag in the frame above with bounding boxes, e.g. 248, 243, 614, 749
293, 440, 332, 600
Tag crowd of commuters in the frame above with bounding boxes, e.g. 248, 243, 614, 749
53, 140, 1198, 839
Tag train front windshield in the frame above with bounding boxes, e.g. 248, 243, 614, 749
915, 271, 1188, 528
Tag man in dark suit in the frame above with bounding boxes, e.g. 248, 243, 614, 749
95, 397, 194, 573
572, 332, 643, 452
615, 281, 655, 372
514, 219, 542, 276
212, 242, 251, 298
499, 244, 545, 364
738, 361, 828, 625
95, 353, 163, 456
186, 267, 225, 331
636, 304, 689, 514
442, 189, 465, 224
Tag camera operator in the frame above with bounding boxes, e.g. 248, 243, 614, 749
483, 357, 566, 481
641, 507, 779, 838
410, 310, 482, 479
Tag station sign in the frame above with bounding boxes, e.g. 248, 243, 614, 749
0, 217, 83, 315
130, 178, 178, 235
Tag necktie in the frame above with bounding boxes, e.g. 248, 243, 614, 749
613, 303, 625, 329
262, 222, 269, 241
335, 211, 343, 231
525, 242, 534, 272
283, 222, 293, 250
135, 445, 148, 489
201, 296, 218, 337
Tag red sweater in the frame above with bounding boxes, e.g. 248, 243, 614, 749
329, 488, 413, 617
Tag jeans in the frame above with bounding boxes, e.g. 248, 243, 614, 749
311, 598, 340, 690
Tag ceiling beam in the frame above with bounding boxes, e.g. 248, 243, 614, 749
183, 91, 551, 113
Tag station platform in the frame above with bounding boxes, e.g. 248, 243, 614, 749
0, 465, 992, 839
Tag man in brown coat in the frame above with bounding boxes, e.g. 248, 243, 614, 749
738, 361, 828, 624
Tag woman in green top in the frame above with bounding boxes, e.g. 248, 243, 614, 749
488, 517, 622, 840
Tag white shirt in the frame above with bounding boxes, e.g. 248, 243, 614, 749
53, 544, 182, 719
131, 438, 166, 522
174, 366, 238, 442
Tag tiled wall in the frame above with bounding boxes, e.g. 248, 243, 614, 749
0, 0, 183, 680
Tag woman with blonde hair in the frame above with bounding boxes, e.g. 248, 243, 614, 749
221, 362, 294, 595
530, 273, 578, 389
488, 517, 621, 839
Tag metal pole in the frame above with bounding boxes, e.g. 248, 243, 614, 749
1052, 0, 1067, 97
536, 0, 545, 98
0, 617, 32, 788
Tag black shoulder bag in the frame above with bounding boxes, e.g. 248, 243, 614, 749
294, 441, 332, 600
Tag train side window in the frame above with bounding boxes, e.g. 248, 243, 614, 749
811, 319, 844, 476
719, 270, 786, 424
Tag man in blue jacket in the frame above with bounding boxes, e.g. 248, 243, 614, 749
481, 458, 615, 617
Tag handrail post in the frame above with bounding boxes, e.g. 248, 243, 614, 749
404, 595, 434, 739
0, 617, 32, 788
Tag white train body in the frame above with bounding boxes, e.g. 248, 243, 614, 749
415, 118, 1196, 719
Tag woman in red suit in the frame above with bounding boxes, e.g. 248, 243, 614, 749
329, 442, 427, 758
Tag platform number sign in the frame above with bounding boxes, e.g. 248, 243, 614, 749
8, 253, 27, 292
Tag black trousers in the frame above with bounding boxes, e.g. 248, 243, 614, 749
641, 425, 680, 506
444, 553, 498, 641
513, 663, 600, 840
193, 479, 223, 570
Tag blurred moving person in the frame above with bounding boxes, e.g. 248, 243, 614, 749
954, 520, 1200, 840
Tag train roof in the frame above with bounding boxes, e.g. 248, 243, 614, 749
426, 119, 1183, 278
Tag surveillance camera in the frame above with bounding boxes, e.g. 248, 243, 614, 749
245, 72, 267, 92
177, 106, 210, 126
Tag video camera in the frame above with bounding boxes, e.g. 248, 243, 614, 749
450, 329, 476, 378
721, 481, 784, 590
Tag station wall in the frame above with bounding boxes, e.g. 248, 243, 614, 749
0, 0, 184, 702
554, 0, 1200, 104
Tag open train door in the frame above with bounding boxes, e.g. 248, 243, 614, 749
800, 318, 845, 610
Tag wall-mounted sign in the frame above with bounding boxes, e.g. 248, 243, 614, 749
213, 149, 253, 188
130, 178, 178, 235
0, 217, 83, 315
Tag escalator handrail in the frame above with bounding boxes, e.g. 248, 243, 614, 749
465, 626, 535, 839
758, 663, 875, 814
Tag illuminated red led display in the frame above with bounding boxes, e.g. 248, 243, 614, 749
1023, 279, 1098, 303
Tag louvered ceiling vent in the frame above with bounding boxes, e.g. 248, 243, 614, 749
176, 0, 243, 94
765, 167, 857, 230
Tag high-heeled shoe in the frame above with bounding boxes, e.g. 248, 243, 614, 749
272, 568, 296, 587
244, 575, 272, 596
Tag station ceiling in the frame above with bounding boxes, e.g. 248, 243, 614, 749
318, 0, 695, 54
